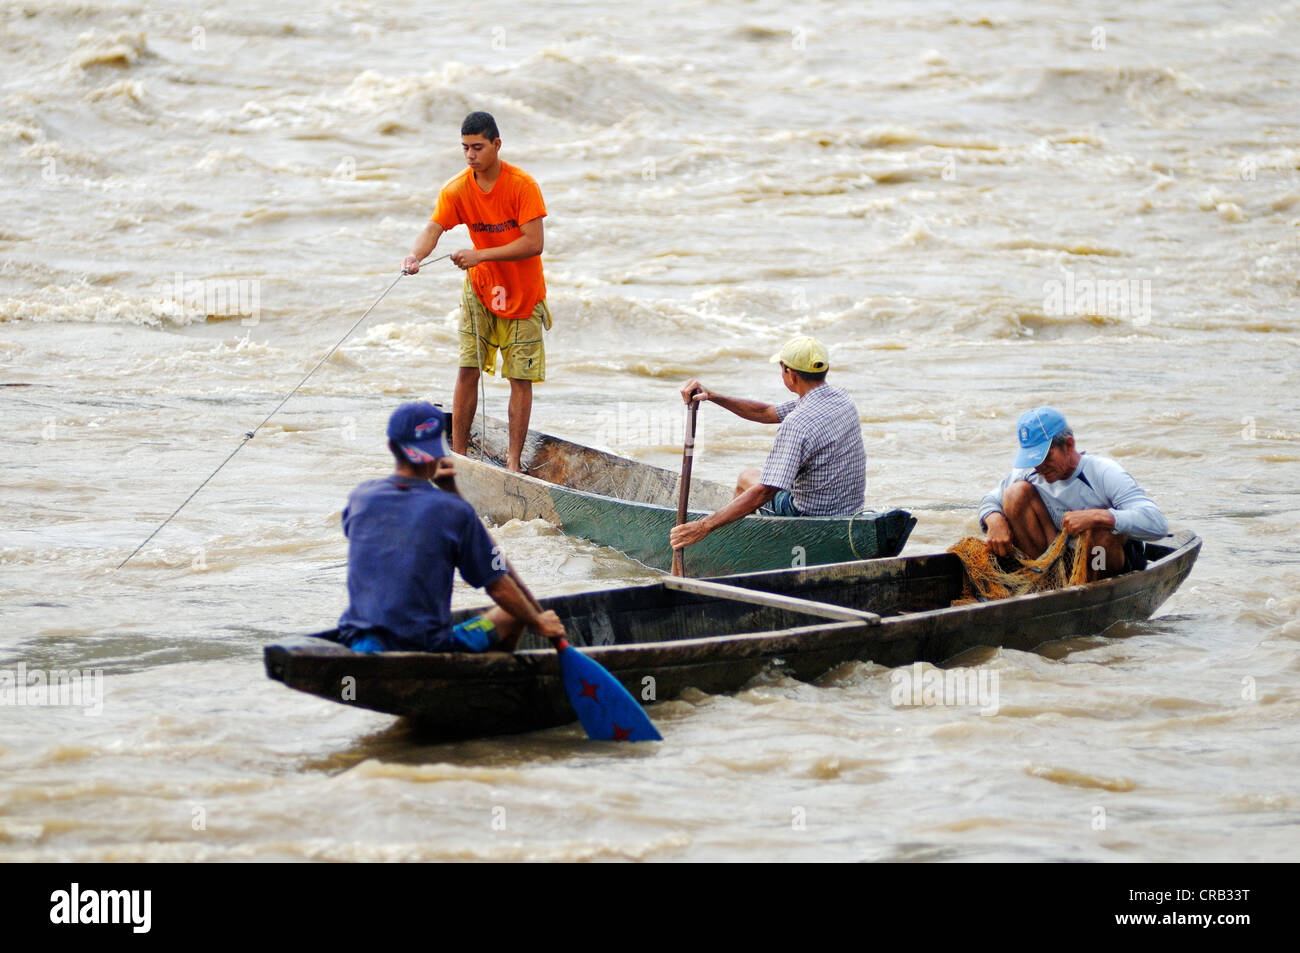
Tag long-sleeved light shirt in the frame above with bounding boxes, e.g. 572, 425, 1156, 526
978, 451, 1168, 540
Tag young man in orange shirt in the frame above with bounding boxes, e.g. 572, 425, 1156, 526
403, 111, 550, 472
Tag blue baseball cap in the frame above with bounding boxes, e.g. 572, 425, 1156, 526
1014, 406, 1069, 468
387, 401, 449, 464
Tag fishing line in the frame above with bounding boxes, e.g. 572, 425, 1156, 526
116, 253, 451, 570
477, 307, 486, 462
468, 286, 488, 462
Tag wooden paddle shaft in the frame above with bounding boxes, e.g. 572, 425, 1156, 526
671, 396, 700, 576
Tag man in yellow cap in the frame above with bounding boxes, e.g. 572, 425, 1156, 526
671, 336, 866, 552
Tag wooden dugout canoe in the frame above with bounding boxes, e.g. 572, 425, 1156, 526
264, 531, 1201, 741
451, 414, 916, 576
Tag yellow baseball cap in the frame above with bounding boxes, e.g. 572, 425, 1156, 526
770, 336, 830, 374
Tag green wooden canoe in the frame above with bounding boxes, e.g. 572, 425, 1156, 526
452, 415, 915, 576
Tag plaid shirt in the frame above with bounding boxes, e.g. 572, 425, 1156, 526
759, 384, 866, 516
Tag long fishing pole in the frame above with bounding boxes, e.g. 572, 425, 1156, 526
115, 254, 451, 570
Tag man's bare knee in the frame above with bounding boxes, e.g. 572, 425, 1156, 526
1003, 481, 1038, 515
735, 468, 761, 497
486, 607, 523, 652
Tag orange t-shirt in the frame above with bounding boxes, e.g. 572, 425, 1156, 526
431, 161, 547, 319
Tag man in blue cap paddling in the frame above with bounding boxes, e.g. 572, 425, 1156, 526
337, 401, 565, 653
979, 407, 1167, 576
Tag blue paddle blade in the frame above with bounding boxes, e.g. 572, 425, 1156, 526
557, 644, 661, 742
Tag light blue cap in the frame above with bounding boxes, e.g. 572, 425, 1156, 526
1014, 406, 1069, 468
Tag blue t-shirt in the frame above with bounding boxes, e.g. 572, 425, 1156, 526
337, 476, 505, 650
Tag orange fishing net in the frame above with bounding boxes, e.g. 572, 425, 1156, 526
948, 531, 1091, 605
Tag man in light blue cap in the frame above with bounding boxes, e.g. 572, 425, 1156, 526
336, 401, 565, 653
979, 407, 1167, 576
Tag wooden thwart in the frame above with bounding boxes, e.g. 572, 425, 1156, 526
663, 576, 882, 625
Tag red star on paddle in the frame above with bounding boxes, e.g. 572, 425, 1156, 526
611, 723, 631, 741
579, 679, 599, 701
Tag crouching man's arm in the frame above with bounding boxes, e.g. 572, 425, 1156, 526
979, 472, 1018, 556
1096, 464, 1168, 541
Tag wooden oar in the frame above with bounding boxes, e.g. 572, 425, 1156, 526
436, 471, 661, 742
671, 392, 701, 576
